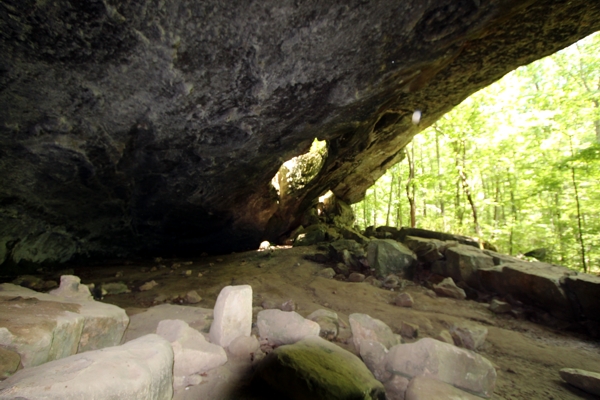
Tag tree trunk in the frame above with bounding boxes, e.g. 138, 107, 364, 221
568, 135, 588, 273
406, 145, 416, 228
386, 171, 395, 226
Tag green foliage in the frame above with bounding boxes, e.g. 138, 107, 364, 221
353, 32, 600, 273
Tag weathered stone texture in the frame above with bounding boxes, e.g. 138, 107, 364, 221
1, 0, 599, 267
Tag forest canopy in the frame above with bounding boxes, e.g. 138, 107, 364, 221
352, 32, 600, 273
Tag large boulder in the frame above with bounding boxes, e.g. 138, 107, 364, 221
386, 338, 497, 398
562, 274, 600, 323
0, 281, 128, 368
367, 239, 417, 279
559, 368, 600, 396
0, 334, 173, 400
405, 376, 488, 400
477, 262, 574, 321
256, 336, 386, 400
404, 236, 445, 263
441, 245, 494, 287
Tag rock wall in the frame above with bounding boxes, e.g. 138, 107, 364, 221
1, 0, 600, 269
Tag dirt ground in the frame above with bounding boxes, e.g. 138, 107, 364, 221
66, 245, 600, 399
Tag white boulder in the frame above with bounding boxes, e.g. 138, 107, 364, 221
0, 334, 173, 400
209, 285, 253, 348
256, 309, 320, 346
349, 313, 401, 353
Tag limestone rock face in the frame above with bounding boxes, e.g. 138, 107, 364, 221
256, 336, 386, 400
1, 0, 599, 267
0, 334, 174, 400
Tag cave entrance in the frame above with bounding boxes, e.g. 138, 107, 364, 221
271, 138, 327, 204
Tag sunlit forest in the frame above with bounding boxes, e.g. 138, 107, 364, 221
352, 32, 600, 273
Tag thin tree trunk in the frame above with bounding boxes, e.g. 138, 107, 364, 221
373, 187, 378, 227
386, 172, 394, 226
568, 135, 588, 273
406, 145, 416, 228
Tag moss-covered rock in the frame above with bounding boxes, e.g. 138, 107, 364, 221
256, 336, 385, 400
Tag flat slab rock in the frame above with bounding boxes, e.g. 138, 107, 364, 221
386, 338, 497, 398
256, 336, 386, 400
0, 334, 174, 400
560, 368, 600, 396
0, 281, 128, 367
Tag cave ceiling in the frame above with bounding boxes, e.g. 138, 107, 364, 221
1, 0, 599, 267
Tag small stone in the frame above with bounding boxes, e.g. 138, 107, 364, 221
258, 241, 271, 250
154, 257, 163, 262
184, 270, 192, 276
228, 335, 260, 360
559, 368, 600, 396
365, 276, 383, 288
216, 258, 223, 262
102, 282, 130, 295
489, 299, 511, 314
399, 321, 419, 339
43, 280, 58, 290
115, 271, 124, 278
139, 280, 158, 291
306, 309, 339, 340
384, 375, 410, 400
280, 299, 296, 312
348, 272, 366, 282
435, 329, 454, 344
261, 300, 278, 310
450, 322, 488, 351
154, 294, 168, 304
197, 272, 203, 277
171, 263, 181, 269
0, 346, 21, 379
316, 267, 336, 278
182, 261, 193, 265
49, 275, 93, 301
394, 292, 414, 307
433, 277, 466, 300
185, 290, 202, 304
383, 274, 402, 289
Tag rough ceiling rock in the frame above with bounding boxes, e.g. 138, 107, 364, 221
1, 0, 599, 269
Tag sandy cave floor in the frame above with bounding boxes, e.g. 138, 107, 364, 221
58, 246, 600, 399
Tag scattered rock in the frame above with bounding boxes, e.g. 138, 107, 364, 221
435, 329, 455, 345
384, 375, 410, 400
49, 275, 93, 301
328, 239, 367, 269
256, 309, 320, 346
139, 280, 159, 291
256, 336, 386, 400
335, 262, 351, 276
394, 292, 414, 307
383, 274, 403, 289
294, 224, 329, 246
12, 275, 44, 291
365, 276, 383, 288
101, 282, 130, 295
306, 309, 339, 340
184, 270, 192, 276
399, 321, 419, 339
559, 368, 600, 396
349, 313, 401, 353
0, 334, 174, 400
367, 239, 417, 279
185, 290, 202, 304
450, 322, 488, 351
357, 339, 391, 382
156, 319, 227, 379
0, 347, 20, 379
404, 236, 445, 263
209, 285, 252, 348
386, 338, 497, 398
405, 376, 486, 400
348, 272, 366, 282
280, 299, 296, 311
115, 271, 124, 278
489, 299, 511, 314
316, 267, 336, 279
228, 335, 260, 360
433, 277, 467, 300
